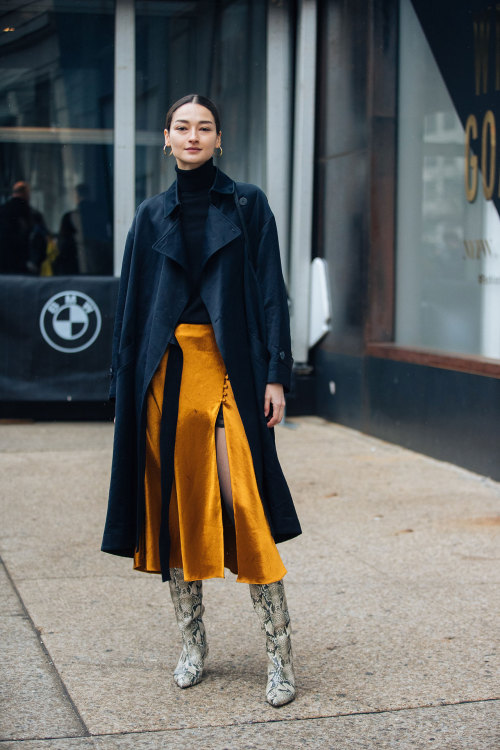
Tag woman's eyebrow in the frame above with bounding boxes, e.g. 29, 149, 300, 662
173, 118, 214, 125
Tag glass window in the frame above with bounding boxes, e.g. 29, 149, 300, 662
313, 0, 369, 349
0, 1, 114, 276
396, 0, 500, 359
135, 0, 268, 205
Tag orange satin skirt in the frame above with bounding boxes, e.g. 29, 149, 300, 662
133, 323, 286, 584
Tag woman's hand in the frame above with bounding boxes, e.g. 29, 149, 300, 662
264, 383, 285, 427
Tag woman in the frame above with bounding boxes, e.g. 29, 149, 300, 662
102, 94, 301, 707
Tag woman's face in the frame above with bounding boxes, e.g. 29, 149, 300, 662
164, 103, 221, 171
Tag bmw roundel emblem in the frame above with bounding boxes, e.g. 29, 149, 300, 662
39, 290, 102, 353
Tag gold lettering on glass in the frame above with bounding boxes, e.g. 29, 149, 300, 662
465, 114, 479, 202
474, 14, 491, 95
481, 110, 496, 199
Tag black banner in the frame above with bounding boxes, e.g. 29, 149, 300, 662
411, 0, 500, 215
0, 276, 118, 401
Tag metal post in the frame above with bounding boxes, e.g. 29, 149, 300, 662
266, 0, 293, 285
113, 0, 136, 275
289, 0, 317, 364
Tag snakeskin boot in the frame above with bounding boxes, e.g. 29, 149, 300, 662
249, 580, 296, 706
168, 567, 208, 688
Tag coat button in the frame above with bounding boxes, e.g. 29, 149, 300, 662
239, 196, 247, 206
279, 351, 286, 360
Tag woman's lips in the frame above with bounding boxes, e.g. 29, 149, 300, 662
186, 148, 201, 152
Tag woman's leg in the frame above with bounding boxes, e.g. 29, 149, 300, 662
216, 406, 294, 705
215, 425, 235, 525
249, 580, 296, 706
168, 567, 208, 688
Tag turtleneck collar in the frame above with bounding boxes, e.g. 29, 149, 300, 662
175, 158, 216, 194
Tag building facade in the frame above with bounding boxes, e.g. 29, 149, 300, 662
1, 0, 499, 478
312, 0, 500, 480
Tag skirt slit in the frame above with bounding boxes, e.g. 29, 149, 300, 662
133, 323, 286, 584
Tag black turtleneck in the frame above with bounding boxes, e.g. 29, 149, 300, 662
176, 158, 216, 324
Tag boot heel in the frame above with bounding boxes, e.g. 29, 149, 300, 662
169, 568, 208, 688
249, 580, 296, 707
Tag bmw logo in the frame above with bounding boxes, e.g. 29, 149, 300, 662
39, 290, 102, 353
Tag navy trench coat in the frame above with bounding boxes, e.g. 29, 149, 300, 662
101, 168, 301, 578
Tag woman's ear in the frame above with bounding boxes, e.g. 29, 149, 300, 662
216, 131, 222, 149
164, 128, 171, 147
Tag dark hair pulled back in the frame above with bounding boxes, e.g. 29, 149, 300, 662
165, 94, 221, 133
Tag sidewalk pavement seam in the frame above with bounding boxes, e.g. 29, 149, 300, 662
79, 697, 500, 737
1, 556, 91, 739
2, 697, 496, 744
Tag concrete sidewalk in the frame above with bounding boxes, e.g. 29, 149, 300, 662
0, 417, 498, 749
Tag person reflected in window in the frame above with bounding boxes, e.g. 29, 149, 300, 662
57, 184, 112, 275
0, 181, 48, 275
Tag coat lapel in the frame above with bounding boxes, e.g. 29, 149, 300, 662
201, 203, 241, 269
151, 170, 241, 272
152, 216, 189, 271
152, 201, 241, 272
150, 181, 188, 270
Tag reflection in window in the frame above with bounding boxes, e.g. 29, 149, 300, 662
396, 0, 500, 359
0, 1, 114, 276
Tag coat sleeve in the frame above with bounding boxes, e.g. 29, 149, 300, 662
253, 211, 294, 391
109, 214, 137, 400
